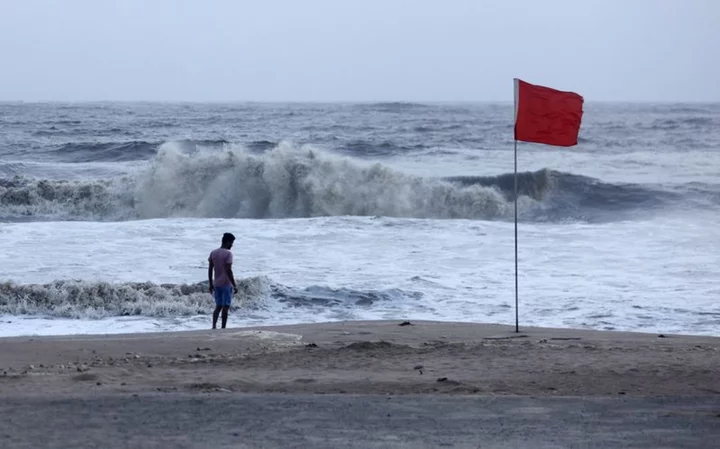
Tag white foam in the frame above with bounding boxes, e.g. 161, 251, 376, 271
1, 212, 718, 337
0, 143, 520, 221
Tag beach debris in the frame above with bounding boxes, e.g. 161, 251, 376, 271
72, 373, 98, 382
196, 347, 212, 351
305, 343, 318, 348
414, 365, 423, 370
484, 334, 528, 340
550, 337, 582, 341
399, 321, 413, 326
344, 341, 395, 350
658, 334, 667, 338
537, 338, 548, 343
435, 377, 462, 387
293, 378, 316, 384
422, 340, 448, 347
187, 382, 232, 393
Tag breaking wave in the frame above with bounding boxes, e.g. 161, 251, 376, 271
0, 142, 698, 222
0, 278, 269, 318
0, 278, 417, 319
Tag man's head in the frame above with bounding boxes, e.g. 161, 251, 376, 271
221, 232, 235, 249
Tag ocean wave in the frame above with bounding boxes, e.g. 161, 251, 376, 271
33, 139, 231, 163
445, 171, 686, 216
0, 142, 703, 222
51, 141, 160, 162
648, 117, 718, 131
271, 284, 423, 307
338, 140, 422, 156
246, 140, 278, 152
0, 176, 135, 221
361, 102, 432, 111
0, 278, 269, 319
0, 143, 510, 221
0, 278, 415, 319
32, 127, 134, 138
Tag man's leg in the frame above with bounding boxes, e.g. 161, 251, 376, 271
212, 306, 222, 329
221, 306, 230, 329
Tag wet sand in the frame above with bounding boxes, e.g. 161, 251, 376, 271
1, 320, 719, 397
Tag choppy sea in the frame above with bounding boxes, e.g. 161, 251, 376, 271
1, 102, 719, 336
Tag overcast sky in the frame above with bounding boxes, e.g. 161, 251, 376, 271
0, 0, 718, 102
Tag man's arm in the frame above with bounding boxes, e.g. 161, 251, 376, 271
226, 252, 238, 294
208, 259, 214, 293
226, 262, 238, 294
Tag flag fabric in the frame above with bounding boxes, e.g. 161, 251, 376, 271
514, 79, 584, 147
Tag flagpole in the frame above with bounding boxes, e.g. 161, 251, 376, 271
512, 78, 583, 334
513, 78, 519, 333
513, 139, 519, 333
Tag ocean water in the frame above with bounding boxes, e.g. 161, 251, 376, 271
1, 102, 719, 337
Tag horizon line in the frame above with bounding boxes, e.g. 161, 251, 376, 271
1, 99, 719, 105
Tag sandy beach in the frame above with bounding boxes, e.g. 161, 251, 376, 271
2, 320, 720, 448
2, 320, 719, 397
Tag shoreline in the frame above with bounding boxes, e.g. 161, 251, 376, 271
2, 320, 719, 398
3, 316, 718, 340
2, 318, 717, 344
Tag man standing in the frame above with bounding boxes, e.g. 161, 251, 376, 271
208, 233, 238, 329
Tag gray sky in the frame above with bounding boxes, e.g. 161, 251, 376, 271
1, 0, 718, 102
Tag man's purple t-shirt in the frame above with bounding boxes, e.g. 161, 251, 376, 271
209, 248, 233, 287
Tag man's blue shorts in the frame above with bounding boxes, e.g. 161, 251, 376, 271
213, 285, 233, 307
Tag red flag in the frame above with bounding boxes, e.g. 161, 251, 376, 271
514, 79, 584, 147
